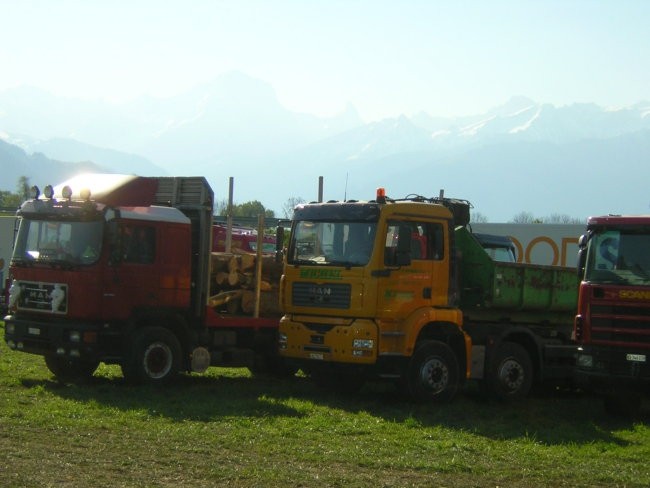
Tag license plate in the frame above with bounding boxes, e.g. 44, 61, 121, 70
309, 353, 324, 360
626, 354, 646, 363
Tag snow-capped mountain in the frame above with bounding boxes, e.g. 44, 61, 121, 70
0, 73, 648, 221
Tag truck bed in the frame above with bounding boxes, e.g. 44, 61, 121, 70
455, 226, 578, 326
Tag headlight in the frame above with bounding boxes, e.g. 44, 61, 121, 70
353, 339, 374, 349
69, 331, 81, 342
6, 323, 15, 334
278, 332, 288, 349
577, 354, 593, 368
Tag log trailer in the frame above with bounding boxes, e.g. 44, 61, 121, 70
573, 215, 650, 415
3, 173, 284, 383
279, 188, 578, 401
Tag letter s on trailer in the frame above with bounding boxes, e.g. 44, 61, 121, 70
4, 174, 285, 383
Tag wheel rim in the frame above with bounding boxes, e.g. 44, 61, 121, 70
419, 357, 449, 394
143, 341, 173, 379
498, 358, 524, 392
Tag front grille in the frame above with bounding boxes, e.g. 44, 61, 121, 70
592, 305, 650, 318
292, 282, 351, 309
590, 305, 650, 348
16, 281, 68, 314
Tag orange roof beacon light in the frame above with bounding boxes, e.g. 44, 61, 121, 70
376, 187, 386, 204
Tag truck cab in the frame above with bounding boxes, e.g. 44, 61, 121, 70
473, 232, 517, 263
4, 174, 213, 382
574, 215, 650, 414
212, 223, 276, 254
279, 190, 471, 401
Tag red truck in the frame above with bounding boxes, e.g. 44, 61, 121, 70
3, 174, 284, 383
212, 223, 276, 254
573, 215, 650, 415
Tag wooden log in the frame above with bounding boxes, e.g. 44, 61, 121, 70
208, 289, 243, 308
215, 271, 230, 286
239, 253, 256, 271
228, 255, 239, 273
241, 289, 281, 316
227, 269, 240, 287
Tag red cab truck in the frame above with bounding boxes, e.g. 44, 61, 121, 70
3, 174, 283, 383
574, 215, 650, 414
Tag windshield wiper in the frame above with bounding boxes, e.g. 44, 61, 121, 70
43, 259, 78, 271
291, 258, 323, 265
11, 258, 33, 267
327, 260, 358, 268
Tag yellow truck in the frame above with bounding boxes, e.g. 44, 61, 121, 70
279, 189, 577, 402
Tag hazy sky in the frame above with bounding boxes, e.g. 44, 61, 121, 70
1, 1, 649, 121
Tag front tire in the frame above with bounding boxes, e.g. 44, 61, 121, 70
406, 340, 459, 403
487, 341, 533, 401
45, 355, 99, 383
121, 327, 182, 385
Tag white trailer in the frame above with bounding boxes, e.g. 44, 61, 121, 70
470, 223, 584, 267
0, 212, 17, 300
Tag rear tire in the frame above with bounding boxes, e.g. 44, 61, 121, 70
121, 327, 182, 385
487, 341, 533, 401
406, 340, 459, 403
45, 355, 99, 383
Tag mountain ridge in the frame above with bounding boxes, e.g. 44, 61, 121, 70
1, 73, 648, 221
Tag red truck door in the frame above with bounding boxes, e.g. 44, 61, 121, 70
102, 223, 160, 320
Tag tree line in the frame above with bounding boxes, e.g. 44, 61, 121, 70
0, 176, 30, 209
0, 177, 584, 223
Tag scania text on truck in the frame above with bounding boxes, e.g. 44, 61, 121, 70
573, 215, 650, 415
279, 188, 578, 401
3, 174, 284, 383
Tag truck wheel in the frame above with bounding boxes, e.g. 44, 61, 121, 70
487, 341, 533, 401
122, 327, 182, 385
45, 355, 99, 383
406, 341, 459, 403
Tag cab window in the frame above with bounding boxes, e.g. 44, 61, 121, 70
120, 224, 156, 264
384, 221, 444, 264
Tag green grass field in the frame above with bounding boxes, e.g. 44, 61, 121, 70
1, 322, 649, 487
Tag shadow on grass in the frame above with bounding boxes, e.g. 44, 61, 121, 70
18, 369, 646, 447
297, 380, 647, 447
20, 372, 307, 422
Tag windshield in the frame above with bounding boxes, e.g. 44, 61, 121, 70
585, 229, 650, 285
288, 221, 377, 266
249, 240, 277, 254
483, 245, 516, 263
12, 218, 104, 266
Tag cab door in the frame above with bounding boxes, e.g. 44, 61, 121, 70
102, 222, 160, 321
376, 219, 450, 320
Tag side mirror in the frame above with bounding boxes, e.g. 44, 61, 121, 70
275, 226, 285, 264
576, 234, 587, 279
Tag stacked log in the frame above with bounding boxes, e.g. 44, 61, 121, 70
209, 250, 283, 317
